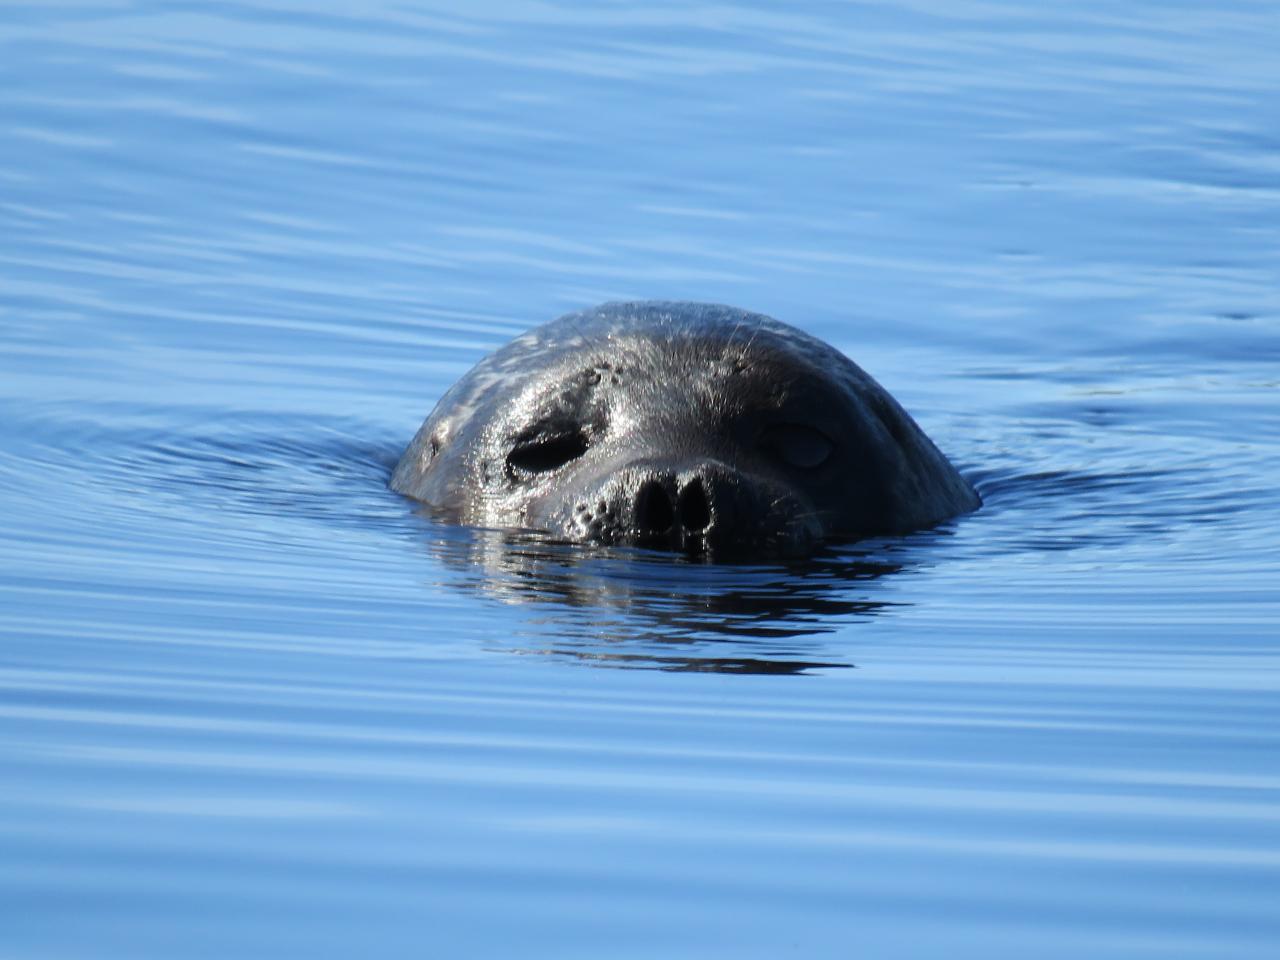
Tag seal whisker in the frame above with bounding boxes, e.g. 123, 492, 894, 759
741, 315, 765, 357
726, 316, 746, 352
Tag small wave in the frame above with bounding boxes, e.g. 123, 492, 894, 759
971, 465, 1172, 504
0, 402, 413, 549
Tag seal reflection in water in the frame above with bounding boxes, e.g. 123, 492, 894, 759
391, 302, 979, 558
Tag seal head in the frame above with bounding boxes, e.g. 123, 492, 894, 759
391, 301, 979, 557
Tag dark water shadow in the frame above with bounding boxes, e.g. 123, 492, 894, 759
407, 511, 921, 674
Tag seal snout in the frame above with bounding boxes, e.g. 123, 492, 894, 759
633, 479, 675, 536
611, 462, 776, 555
633, 475, 713, 546
678, 477, 711, 534
557, 460, 816, 556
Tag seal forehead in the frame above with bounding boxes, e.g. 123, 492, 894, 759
438, 302, 858, 445
432, 302, 871, 457
538, 304, 827, 376
523, 328, 806, 412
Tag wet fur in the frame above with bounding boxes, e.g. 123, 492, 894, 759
392, 301, 979, 556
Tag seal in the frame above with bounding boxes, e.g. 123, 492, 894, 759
391, 301, 979, 557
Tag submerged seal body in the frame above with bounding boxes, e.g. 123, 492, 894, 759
391, 301, 979, 557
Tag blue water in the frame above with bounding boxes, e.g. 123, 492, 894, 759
3, 2, 1279, 956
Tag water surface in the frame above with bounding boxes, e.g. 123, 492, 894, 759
2, 2, 1279, 957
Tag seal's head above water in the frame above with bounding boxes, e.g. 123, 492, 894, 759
391, 301, 979, 557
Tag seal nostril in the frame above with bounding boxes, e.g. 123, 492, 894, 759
634, 481, 674, 534
679, 478, 711, 533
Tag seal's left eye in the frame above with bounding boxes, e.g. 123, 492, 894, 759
761, 424, 834, 470
507, 429, 590, 476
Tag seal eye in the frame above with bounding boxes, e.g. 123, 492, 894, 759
761, 424, 834, 470
507, 429, 590, 477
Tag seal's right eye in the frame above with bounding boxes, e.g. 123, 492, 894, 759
507, 429, 590, 477
760, 423, 834, 470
